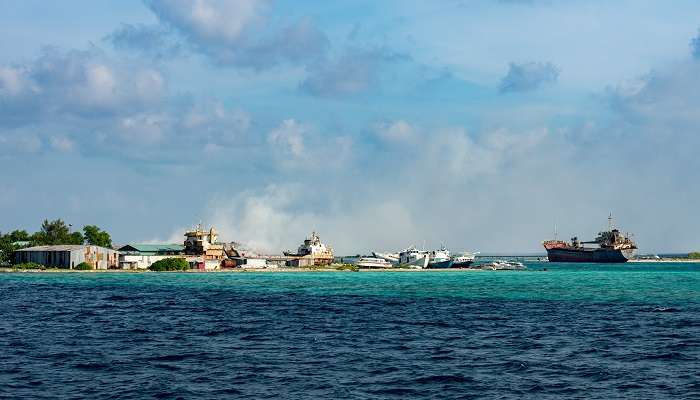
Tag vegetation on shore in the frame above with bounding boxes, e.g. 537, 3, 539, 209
0, 219, 113, 266
12, 262, 46, 270
74, 262, 93, 270
148, 258, 190, 271
688, 252, 700, 259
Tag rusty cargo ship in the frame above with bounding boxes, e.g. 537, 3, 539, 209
542, 216, 637, 263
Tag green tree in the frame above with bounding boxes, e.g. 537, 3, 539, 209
83, 225, 113, 248
8, 230, 30, 243
0, 233, 14, 265
32, 219, 83, 245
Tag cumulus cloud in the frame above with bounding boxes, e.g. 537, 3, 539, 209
690, 30, 700, 59
145, 0, 328, 68
0, 47, 165, 127
267, 119, 306, 157
49, 136, 75, 152
0, 134, 42, 156
105, 23, 181, 58
0, 45, 261, 161
499, 61, 559, 93
374, 120, 416, 142
148, 0, 264, 44
301, 47, 409, 97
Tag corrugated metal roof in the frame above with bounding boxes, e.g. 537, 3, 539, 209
16, 245, 116, 252
117, 244, 185, 252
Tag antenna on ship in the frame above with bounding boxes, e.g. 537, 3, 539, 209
554, 221, 558, 240
608, 213, 613, 231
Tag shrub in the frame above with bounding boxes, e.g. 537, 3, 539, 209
688, 252, 700, 259
149, 258, 190, 271
12, 262, 45, 270
334, 263, 359, 272
74, 262, 93, 270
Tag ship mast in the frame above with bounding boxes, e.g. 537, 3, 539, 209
608, 213, 613, 231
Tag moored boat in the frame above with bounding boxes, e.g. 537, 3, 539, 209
398, 246, 429, 269
451, 252, 476, 268
356, 257, 394, 269
427, 245, 452, 268
371, 251, 399, 264
480, 260, 526, 270
542, 215, 636, 263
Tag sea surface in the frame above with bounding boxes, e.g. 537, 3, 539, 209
0, 263, 699, 399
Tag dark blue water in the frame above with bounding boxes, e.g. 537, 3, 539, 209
1, 264, 699, 399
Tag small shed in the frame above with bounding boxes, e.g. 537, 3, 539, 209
14, 245, 118, 269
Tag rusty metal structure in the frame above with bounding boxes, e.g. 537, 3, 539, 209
283, 231, 334, 266
184, 224, 225, 262
543, 215, 637, 263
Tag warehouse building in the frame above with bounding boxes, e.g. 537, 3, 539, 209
14, 245, 118, 269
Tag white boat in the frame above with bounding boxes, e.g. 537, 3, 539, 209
372, 251, 399, 264
356, 257, 393, 269
427, 245, 452, 268
480, 260, 526, 270
451, 252, 476, 268
398, 246, 429, 269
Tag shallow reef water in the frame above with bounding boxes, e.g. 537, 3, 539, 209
0, 263, 698, 399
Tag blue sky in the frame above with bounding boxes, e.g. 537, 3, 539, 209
2, 0, 700, 253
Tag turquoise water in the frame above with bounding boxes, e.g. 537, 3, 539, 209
1, 262, 699, 398
2, 262, 699, 302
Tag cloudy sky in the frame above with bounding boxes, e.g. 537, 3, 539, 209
2, 0, 700, 254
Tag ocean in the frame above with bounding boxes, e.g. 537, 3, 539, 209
1, 263, 698, 399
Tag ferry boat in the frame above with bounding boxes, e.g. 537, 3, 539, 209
398, 246, 429, 269
427, 245, 452, 268
451, 252, 476, 268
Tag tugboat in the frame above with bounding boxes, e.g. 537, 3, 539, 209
542, 215, 637, 263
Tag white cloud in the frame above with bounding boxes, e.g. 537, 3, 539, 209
0, 66, 31, 96
146, 0, 328, 68
49, 136, 75, 152
148, 0, 265, 44
374, 120, 416, 142
0, 48, 166, 127
267, 119, 306, 157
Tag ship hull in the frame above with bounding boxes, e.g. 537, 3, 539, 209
426, 260, 453, 269
451, 261, 474, 268
546, 248, 634, 263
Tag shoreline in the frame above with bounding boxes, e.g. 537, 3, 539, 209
2, 260, 700, 274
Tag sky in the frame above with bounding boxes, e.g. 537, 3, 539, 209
2, 0, 700, 254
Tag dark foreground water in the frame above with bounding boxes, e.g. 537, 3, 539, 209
1, 263, 699, 399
